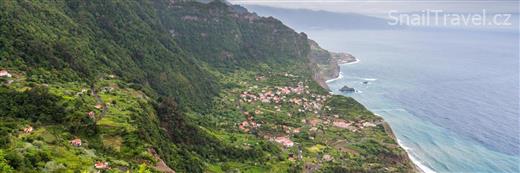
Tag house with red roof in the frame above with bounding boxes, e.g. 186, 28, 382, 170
23, 126, 33, 133
70, 138, 82, 147
274, 136, 294, 147
0, 70, 11, 78
94, 161, 110, 169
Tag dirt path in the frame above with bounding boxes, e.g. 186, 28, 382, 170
148, 148, 176, 173
91, 85, 108, 121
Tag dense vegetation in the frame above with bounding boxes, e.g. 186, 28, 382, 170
0, 0, 219, 111
0, 0, 414, 172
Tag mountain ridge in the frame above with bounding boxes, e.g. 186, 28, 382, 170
243, 4, 401, 30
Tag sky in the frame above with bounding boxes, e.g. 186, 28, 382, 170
228, 0, 519, 17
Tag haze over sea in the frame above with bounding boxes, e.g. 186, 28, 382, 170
318, 28, 519, 172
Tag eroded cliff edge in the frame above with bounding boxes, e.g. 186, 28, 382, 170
307, 40, 357, 89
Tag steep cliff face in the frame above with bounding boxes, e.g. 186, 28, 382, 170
158, 1, 310, 69
307, 40, 356, 89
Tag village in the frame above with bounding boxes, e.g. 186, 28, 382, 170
2, 67, 402, 172
230, 72, 384, 164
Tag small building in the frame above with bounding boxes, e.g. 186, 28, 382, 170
94, 161, 110, 169
0, 70, 12, 78
333, 120, 351, 129
362, 122, 377, 128
70, 138, 82, 147
95, 104, 103, 109
292, 128, 301, 134
323, 154, 333, 162
87, 111, 95, 119
239, 121, 250, 132
23, 126, 33, 133
274, 136, 294, 147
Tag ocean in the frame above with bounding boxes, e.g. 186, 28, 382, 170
311, 28, 520, 172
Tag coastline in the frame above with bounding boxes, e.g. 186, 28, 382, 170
381, 120, 432, 173
337, 55, 360, 65
397, 140, 435, 173
325, 58, 360, 83
325, 58, 426, 173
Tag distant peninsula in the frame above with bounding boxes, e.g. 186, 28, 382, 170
307, 40, 357, 89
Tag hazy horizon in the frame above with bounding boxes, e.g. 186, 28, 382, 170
229, 0, 519, 17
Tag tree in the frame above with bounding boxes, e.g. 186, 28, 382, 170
0, 150, 13, 173
138, 163, 152, 173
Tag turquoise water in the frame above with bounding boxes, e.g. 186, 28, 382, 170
312, 29, 519, 172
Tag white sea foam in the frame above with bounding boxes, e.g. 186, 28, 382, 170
373, 112, 436, 173
326, 59, 361, 83
363, 78, 377, 81
326, 71, 344, 83
397, 139, 437, 173
341, 58, 360, 65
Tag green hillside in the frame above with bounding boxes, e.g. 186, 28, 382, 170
0, 0, 414, 172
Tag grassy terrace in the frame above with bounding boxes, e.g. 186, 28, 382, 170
0, 72, 157, 172
196, 64, 412, 172
0, 62, 412, 172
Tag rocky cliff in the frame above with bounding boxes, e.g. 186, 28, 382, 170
307, 40, 356, 89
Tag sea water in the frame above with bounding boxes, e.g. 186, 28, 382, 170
311, 28, 519, 172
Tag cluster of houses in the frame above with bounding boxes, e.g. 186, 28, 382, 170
262, 118, 379, 149
300, 112, 382, 131
289, 94, 331, 114
237, 75, 381, 151
239, 82, 331, 115
239, 82, 307, 104
237, 81, 336, 148
332, 119, 378, 132
238, 112, 261, 133
303, 116, 380, 133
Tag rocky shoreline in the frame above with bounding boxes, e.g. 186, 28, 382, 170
307, 40, 357, 89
